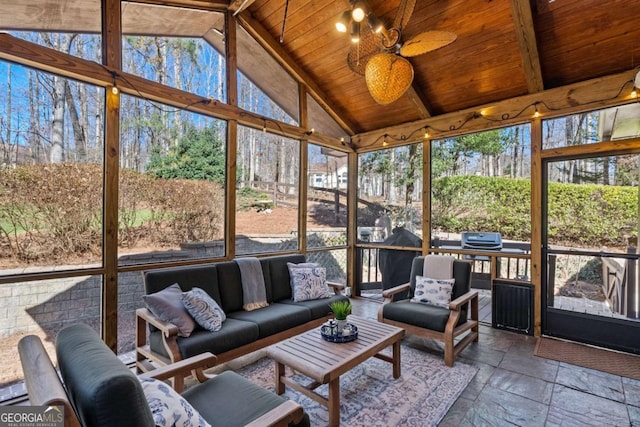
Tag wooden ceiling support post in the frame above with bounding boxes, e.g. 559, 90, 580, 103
101, 0, 122, 353
298, 83, 309, 255
225, 10, 238, 261
510, 0, 544, 93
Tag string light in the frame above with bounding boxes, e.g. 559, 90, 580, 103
423, 127, 430, 139
631, 88, 638, 99
111, 86, 119, 95
533, 103, 540, 118
382, 134, 388, 146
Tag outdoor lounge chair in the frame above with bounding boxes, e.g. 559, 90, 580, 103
378, 255, 479, 366
19, 323, 309, 427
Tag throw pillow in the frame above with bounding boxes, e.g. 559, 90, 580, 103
286, 261, 319, 293
181, 287, 226, 332
410, 275, 455, 308
288, 266, 331, 302
142, 283, 196, 337
139, 377, 210, 427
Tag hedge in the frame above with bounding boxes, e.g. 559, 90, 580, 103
432, 175, 638, 247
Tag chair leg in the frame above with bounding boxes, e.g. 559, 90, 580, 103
471, 295, 479, 342
444, 334, 454, 367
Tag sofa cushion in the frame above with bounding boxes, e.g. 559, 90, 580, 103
139, 377, 210, 427
182, 371, 310, 427
227, 303, 310, 339
56, 324, 155, 427
144, 264, 221, 303
263, 254, 306, 302
382, 299, 468, 332
182, 287, 226, 332
150, 318, 259, 360
143, 283, 196, 337
216, 261, 250, 313
279, 294, 349, 319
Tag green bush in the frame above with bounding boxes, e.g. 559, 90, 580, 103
432, 175, 638, 247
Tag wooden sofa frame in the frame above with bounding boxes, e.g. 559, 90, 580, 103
136, 281, 345, 390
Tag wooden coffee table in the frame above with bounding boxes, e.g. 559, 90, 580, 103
266, 315, 405, 427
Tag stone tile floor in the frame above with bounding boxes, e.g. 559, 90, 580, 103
351, 297, 640, 427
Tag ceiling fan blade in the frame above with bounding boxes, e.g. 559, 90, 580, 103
400, 31, 457, 57
347, 31, 383, 75
393, 0, 417, 31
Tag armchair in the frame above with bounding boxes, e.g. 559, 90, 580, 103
378, 256, 479, 366
19, 324, 308, 427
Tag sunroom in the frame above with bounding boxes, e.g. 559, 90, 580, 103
1, 0, 639, 425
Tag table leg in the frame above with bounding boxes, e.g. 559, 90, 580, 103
392, 340, 401, 378
275, 361, 285, 395
328, 377, 340, 427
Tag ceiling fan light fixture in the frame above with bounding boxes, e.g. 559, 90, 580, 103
365, 53, 414, 105
335, 10, 351, 33
351, 1, 367, 23
366, 13, 385, 34
350, 21, 361, 43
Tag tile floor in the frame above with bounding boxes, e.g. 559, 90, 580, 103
351, 297, 640, 427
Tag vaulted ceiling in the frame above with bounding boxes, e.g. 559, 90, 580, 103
1, 0, 639, 146
241, 0, 640, 135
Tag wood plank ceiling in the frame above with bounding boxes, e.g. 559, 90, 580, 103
245, 0, 640, 134
1, 0, 639, 141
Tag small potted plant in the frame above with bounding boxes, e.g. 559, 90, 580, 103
329, 300, 352, 331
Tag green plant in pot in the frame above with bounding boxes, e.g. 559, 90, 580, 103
330, 300, 352, 331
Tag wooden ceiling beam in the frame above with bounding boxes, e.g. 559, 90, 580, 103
404, 86, 432, 119
0, 32, 346, 150
352, 68, 638, 151
229, 0, 256, 15
510, 0, 544, 93
126, 0, 228, 11
236, 10, 360, 135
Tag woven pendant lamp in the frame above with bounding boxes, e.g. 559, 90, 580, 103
365, 53, 414, 105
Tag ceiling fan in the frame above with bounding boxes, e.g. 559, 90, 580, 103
340, 0, 457, 105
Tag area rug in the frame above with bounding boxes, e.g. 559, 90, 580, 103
234, 345, 478, 427
535, 337, 640, 380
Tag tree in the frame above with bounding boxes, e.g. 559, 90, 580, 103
147, 125, 225, 183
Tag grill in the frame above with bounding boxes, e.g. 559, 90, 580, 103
461, 232, 502, 250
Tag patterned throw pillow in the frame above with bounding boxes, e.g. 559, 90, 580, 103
181, 287, 226, 332
139, 377, 210, 427
288, 266, 331, 302
410, 275, 455, 308
143, 283, 196, 337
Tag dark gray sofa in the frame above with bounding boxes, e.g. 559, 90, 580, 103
19, 323, 309, 427
136, 254, 348, 385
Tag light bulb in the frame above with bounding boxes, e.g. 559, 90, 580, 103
424, 128, 430, 139
382, 134, 388, 146
335, 11, 350, 33
111, 86, 119, 95
352, 2, 366, 22
350, 21, 360, 43
631, 88, 638, 99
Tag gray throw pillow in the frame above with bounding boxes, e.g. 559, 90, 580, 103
142, 283, 196, 337
182, 287, 226, 332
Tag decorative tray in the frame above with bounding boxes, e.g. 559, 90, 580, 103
320, 322, 358, 343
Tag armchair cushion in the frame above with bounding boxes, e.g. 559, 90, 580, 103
182, 287, 226, 332
382, 299, 453, 332
182, 371, 310, 427
410, 276, 455, 308
143, 283, 196, 337
139, 377, 210, 427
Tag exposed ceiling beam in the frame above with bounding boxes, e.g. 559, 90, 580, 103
123, 0, 228, 11
510, 0, 544, 93
404, 86, 431, 119
229, 0, 256, 15
0, 32, 345, 150
236, 10, 359, 135
352, 69, 637, 150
